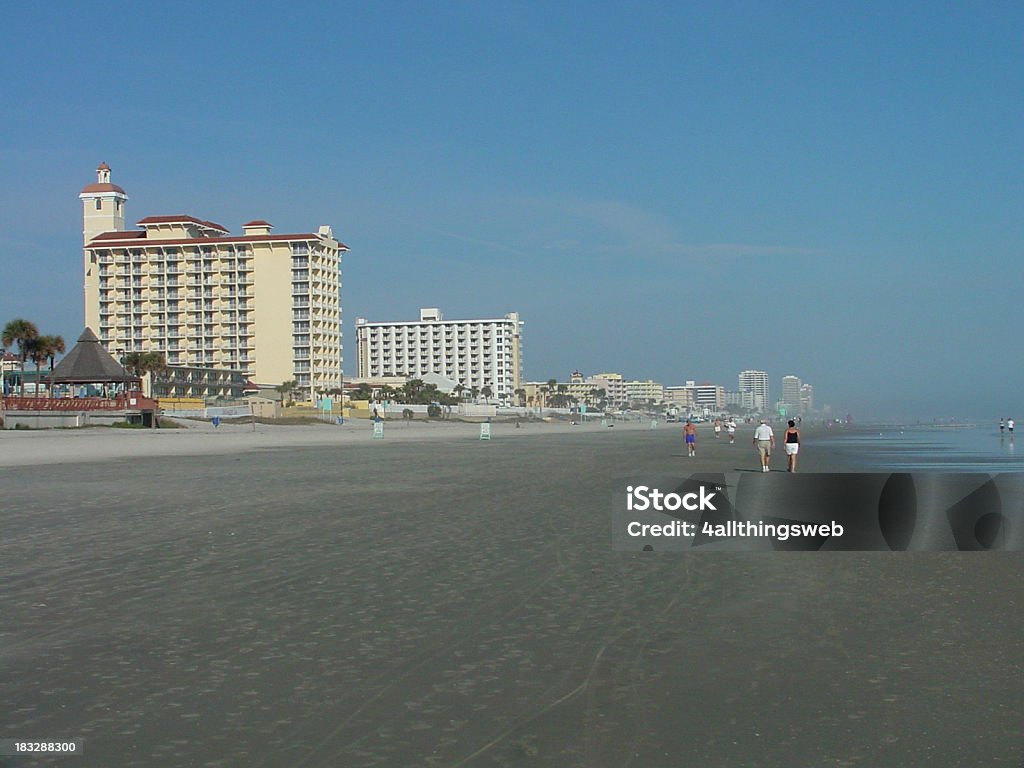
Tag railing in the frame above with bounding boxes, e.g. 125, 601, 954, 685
2, 393, 159, 411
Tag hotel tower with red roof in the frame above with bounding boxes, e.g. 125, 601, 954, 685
80, 164, 347, 401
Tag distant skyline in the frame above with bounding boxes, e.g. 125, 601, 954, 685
1, 2, 1021, 419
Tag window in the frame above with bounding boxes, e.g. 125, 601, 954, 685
95, 199, 101, 210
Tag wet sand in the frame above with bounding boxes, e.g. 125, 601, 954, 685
1, 424, 1021, 766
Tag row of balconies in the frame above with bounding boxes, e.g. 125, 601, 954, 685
98, 260, 252, 276
128, 296, 251, 306
369, 343, 510, 352
99, 248, 249, 261
367, 349, 513, 361
369, 330, 504, 338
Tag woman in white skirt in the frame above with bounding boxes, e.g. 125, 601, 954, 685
784, 419, 801, 473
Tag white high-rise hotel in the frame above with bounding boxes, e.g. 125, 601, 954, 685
782, 375, 802, 415
738, 369, 769, 411
80, 164, 347, 399
355, 308, 523, 403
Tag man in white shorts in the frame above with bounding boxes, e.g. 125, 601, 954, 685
753, 419, 774, 472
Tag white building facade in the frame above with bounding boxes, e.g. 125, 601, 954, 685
355, 308, 523, 403
781, 375, 802, 415
738, 370, 769, 412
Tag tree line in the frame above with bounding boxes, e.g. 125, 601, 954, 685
2, 318, 171, 398
1, 318, 65, 396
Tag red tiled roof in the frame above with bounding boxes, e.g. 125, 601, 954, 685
87, 232, 348, 249
243, 220, 272, 227
97, 162, 111, 171
90, 230, 146, 240
137, 215, 229, 232
80, 182, 126, 194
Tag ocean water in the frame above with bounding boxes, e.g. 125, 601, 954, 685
816, 425, 1024, 472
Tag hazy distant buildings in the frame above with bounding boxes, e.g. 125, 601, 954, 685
624, 379, 664, 405
355, 308, 523, 404
738, 370, 769, 412
800, 383, 815, 414
663, 386, 695, 411
80, 163, 346, 401
589, 372, 627, 409
665, 380, 725, 412
782, 375, 802, 415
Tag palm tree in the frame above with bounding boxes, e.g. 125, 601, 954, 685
123, 351, 146, 377
27, 336, 55, 397
41, 335, 65, 372
555, 383, 568, 408
143, 351, 168, 395
275, 379, 298, 407
121, 351, 166, 395
453, 383, 466, 402
480, 385, 493, 404
470, 385, 480, 403
402, 378, 425, 403
2, 318, 39, 396
514, 388, 526, 407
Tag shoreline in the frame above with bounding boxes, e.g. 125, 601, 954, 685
0, 417, 869, 471
0, 417, 659, 468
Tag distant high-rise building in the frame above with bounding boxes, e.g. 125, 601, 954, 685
738, 370, 769, 411
782, 375, 802, 415
800, 383, 815, 414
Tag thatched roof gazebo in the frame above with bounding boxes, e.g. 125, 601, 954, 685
48, 328, 138, 389
3, 329, 158, 428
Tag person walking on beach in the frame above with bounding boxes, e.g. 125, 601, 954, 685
727, 419, 736, 444
1000, 418, 1005, 436
753, 419, 774, 472
683, 419, 698, 457
1009, 418, 1015, 435
784, 419, 801, 473
713, 419, 722, 439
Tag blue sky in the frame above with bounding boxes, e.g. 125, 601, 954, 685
1, 1, 1020, 418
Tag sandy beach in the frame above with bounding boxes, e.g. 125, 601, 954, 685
1, 422, 1021, 766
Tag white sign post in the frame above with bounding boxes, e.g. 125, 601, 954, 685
372, 421, 384, 439
479, 423, 491, 440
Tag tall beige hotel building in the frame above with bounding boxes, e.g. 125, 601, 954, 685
80, 164, 347, 400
